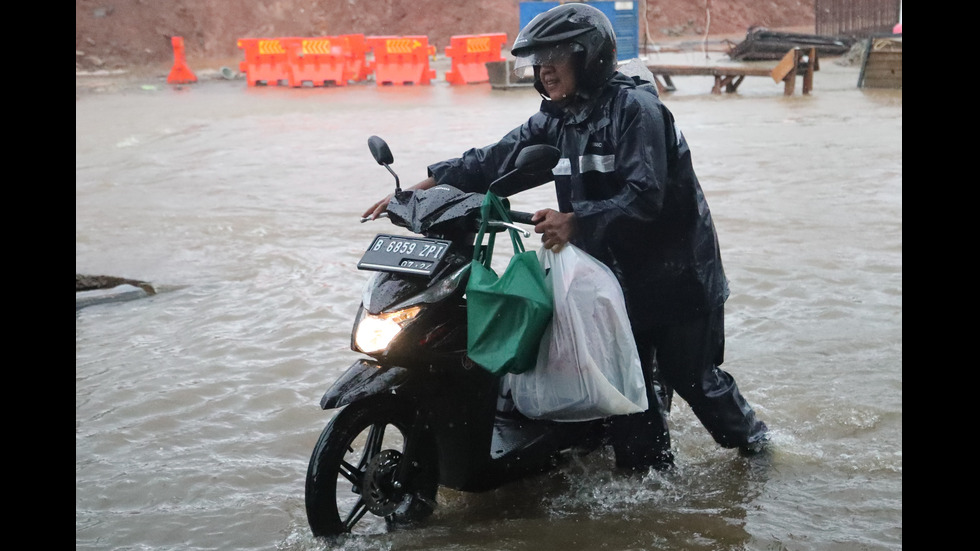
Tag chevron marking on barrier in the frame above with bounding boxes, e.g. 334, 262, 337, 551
386, 39, 423, 54
303, 39, 333, 55
259, 40, 285, 55
466, 37, 492, 53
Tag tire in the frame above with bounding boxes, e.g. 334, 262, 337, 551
305, 397, 439, 537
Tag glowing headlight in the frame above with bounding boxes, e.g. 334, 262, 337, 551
354, 306, 421, 354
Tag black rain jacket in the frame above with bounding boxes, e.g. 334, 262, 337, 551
427, 72, 729, 328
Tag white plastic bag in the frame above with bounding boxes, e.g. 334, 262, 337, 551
502, 244, 648, 422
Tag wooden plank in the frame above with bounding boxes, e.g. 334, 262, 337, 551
862, 70, 902, 87
652, 75, 676, 95
865, 63, 902, 75
728, 75, 746, 93
802, 48, 817, 94
783, 70, 796, 95
712, 76, 723, 95
865, 67, 902, 78
863, 78, 902, 88
866, 53, 902, 66
770, 48, 799, 82
646, 65, 720, 76
718, 67, 773, 77
646, 64, 772, 77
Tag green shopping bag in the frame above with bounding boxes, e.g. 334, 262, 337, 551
466, 192, 553, 375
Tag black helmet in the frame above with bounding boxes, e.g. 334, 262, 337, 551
511, 3, 617, 97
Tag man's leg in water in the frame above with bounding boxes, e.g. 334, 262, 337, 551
654, 307, 770, 452
610, 329, 674, 470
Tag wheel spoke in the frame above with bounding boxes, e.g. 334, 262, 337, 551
359, 422, 387, 470
338, 458, 362, 486
342, 497, 370, 531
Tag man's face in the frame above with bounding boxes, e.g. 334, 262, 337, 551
538, 58, 577, 105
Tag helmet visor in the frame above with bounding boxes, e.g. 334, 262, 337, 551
513, 42, 584, 78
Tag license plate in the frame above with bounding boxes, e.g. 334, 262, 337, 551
357, 234, 453, 276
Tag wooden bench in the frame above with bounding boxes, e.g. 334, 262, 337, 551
647, 47, 819, 96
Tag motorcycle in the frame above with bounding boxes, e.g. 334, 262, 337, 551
305, 136, 612, 537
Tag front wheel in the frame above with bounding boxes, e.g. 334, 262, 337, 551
305, 397, 439, 537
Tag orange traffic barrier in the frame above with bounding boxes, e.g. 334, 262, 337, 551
282, 36, 355, 87
237, 38, 289, 86
342, 34, 373, 82
444, 33, 507, 85
365, 36, 437, 85
167, 36, 197, 84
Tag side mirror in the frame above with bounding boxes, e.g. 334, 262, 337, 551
368, 135, 394, 166
368, 135, 400, 192
487, 144, 561, 196
514, 144, 561, 173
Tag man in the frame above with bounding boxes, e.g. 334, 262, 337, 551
363, 3, 770, 470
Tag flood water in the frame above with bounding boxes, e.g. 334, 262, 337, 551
76, 53, 902, 551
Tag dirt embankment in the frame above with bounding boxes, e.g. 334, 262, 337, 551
76, 0, 816, 73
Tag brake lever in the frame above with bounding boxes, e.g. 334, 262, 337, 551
488, 220, 531, 238
360, 212, 390, 223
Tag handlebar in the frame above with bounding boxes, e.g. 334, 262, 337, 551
508, 210, 535, 225
359, 204, 537, 240
486, 210, 534, 238
361, 209, 536, 227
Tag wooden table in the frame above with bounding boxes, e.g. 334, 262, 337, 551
647, 47, 819, 96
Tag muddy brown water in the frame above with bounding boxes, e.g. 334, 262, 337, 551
76, 53, 901, 551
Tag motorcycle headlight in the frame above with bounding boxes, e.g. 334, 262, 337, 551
353, 306, 421, 354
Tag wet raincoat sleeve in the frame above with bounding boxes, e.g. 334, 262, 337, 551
426, 114, 555, 194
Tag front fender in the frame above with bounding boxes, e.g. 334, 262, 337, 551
319, 359, 412, 410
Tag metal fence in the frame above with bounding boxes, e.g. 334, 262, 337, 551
815, 0, 901, 37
